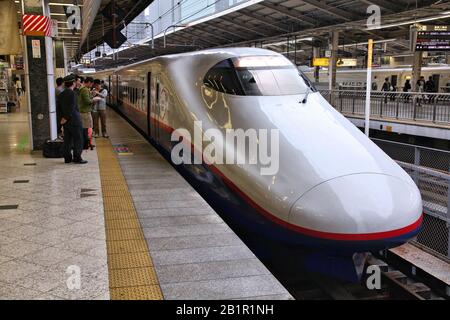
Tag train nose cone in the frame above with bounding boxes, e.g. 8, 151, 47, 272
289, 174, 423, 240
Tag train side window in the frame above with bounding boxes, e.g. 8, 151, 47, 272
203, 59, 244, 95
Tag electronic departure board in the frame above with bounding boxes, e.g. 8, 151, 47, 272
416, 25, 450, 51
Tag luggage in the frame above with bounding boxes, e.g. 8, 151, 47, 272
43, 139, 64, 158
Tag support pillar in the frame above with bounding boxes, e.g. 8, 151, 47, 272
329, 31, 339, 91
54, 39, 66, 78
412, 51, 423, 92
313, 46, 320, 83
22, 0, 57, 150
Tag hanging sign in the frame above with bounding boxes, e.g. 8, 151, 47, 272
337, 58, 358, 67
416, 25, 450, 51
65, 5, 81, 34
313, 57, 330, 67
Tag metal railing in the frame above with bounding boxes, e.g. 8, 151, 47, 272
373, 139, 450, 259
321, 89, 450, 125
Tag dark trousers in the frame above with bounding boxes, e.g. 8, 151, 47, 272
63, 124, 83, 162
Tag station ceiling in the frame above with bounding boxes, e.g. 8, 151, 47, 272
86, 0, 450, 69
15, 0, 83, 58
79, 0, 156, 55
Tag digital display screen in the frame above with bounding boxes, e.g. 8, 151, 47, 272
416, 25, 450, 51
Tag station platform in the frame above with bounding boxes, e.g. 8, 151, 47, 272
0, 107, 292, 300
0, 108, 109, 300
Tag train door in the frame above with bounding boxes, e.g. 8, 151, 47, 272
147, 72, 152, 137
391, 75, 398, 91
150, 76, 161, 143
108, 76, 112, 104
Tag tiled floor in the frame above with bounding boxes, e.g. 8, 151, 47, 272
0, 105, 109, 300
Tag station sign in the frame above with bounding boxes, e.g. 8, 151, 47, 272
416, 25, 450, 51
313, 57, 329, 67
313, 58, 358, 67
337, 58, 358, 67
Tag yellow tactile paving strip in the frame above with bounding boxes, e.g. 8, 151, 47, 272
97, 139, 164, 300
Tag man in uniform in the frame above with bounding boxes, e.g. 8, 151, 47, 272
58, 75, 87, 164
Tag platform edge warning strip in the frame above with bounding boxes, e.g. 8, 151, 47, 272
97, 139, 163, 300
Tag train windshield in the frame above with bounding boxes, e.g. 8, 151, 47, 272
203, 56, 314, 96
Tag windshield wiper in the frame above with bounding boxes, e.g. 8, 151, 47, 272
301, 87, 312, 104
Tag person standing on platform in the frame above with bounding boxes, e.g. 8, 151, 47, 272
78, 77, 95, 149
58, 75, 87, 164
55, 77, 65, 137
403, 79, 412, 103
425, 76, 436, 103
92, 79, 109, 138
55, 77, 64, 96
416, 76, 426, 105
381, 77, 391, 104
371, 76, 378, 91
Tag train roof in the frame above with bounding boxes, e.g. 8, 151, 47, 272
94, 48, 280, 74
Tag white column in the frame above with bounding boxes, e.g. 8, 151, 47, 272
43, 0, 57, 140
365, 39, 374, 137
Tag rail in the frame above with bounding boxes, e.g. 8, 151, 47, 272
320, 89, 450, 125
372, 138, 450, 259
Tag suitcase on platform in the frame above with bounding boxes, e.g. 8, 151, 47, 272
43, 139, 64, 158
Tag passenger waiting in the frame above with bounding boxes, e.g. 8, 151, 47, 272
57, 74, 87, 164
92, 79, 109, 139
55, 77, 64, 137
425, 76, 436, 103
78, 77, 95, 149
381, 77, 391, 103
403, 79, 412, 102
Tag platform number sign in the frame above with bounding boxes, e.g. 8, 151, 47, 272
65, 5, 81, 34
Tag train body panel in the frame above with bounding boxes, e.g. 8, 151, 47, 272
92, 48, 423, 255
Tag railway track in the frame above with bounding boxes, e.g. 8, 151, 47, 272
268, 251, 447, 300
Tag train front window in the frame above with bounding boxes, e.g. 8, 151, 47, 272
203, 56, 314, 96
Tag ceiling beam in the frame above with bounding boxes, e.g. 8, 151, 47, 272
360, 0, 404, 13
261, 2, 317, 26
200, 22, 251, 41
300, 0, 358, 21
239, 10, 290, 33
219, 16, 270, 37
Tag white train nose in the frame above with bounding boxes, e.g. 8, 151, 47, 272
289, 174, 423, 237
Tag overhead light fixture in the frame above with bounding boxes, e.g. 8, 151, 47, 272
367, 14, 450, 30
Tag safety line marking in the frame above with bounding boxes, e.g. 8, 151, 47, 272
97, 139, 163, 300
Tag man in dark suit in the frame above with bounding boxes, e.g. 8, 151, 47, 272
57, 75, 88, 164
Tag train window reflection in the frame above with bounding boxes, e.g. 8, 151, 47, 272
203, 58, 313, 96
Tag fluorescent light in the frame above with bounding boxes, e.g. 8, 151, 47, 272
233, 56, 291, 68
368, 14, 450, 30
263, 37, 314, 48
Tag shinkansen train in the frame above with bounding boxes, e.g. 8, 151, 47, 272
92, 48, 423, 259
303, 66, 450, 91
